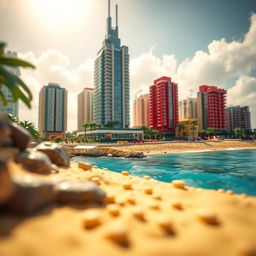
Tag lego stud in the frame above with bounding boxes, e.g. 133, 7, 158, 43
172, 180, 185, 189
83, 210, 101, 229
196, 209, 218, 225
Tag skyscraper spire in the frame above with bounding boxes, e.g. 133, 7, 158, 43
115, 4, 118, 36
94, 1, 130, 128
108, 0, 111, 17
107, 0, 112, 34
116, 4, 118, 27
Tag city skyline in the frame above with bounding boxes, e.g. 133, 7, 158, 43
0, 0, 256, 129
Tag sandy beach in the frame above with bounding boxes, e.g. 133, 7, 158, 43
111, 140, 256, 154
0, 160, 256, 256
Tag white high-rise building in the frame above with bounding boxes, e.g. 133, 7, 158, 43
77, 88, 94, 131
179, 97, 198, 120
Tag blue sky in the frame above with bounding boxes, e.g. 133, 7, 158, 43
0, 0, 256, 129
1, 0, 255, 64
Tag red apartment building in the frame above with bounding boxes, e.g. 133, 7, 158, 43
197, 85, 227, 131
149, 76, 178, 133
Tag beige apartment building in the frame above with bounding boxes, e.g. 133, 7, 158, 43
77, 88, 94, 131
133, 94, 150, 128
38, 83, 67, 140
179, 97, 198, 120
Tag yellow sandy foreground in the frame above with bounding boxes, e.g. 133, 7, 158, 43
111, 140, 256, 154
0, 159, 256, 256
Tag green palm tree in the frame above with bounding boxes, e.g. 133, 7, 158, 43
18, 120, 41, 140
199, 129, 207, 139
234, 127, 244, 139
89, 122, 97, 130
5, 114, 40, 140
5, 113, 18, 123
82, 122, 91, 141
151, 129, 159, 139
206, 128, 214, 138
0, 42, 35, 108
176, 123, 185, 139
142, 126, 151, 139
189, 120, 198, 141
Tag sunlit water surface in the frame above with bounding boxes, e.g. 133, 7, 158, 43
72, 149, 256, 195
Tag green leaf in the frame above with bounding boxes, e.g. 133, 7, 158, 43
0, 57, 35, 68
0, 42, 6, 56
0, 67, 32, 108
0, 89, 8, 105
15, 75, 33, 101
0, 66, 20, 100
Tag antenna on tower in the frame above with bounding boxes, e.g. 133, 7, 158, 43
116, 4, 118, 27
108, 0, 111, 17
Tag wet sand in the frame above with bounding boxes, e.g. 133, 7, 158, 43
0, 161, 256, 256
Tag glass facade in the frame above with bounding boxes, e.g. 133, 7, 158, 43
93, 2, 130, 128
44, 84, 66, 132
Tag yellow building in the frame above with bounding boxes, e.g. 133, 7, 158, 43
175, 119, 199, 140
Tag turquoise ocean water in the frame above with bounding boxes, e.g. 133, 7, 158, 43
72, 149, 256, 196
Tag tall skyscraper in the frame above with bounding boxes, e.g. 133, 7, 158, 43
38, 83, 67, 139
179, 97, 198, 120
226, 106, 251, 130
93, 0, 130, 128
77, 87, 94, 131
133, 94, 150, 128
197, 85, 226, 131
149, 76, 178, 133
0, 51, 20, 117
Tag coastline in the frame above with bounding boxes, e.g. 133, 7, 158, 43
110, 140, 256, 155
144, 147, 256, 155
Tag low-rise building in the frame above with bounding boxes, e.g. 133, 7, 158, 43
175, 119, 199, 140
77, 128, 143, 141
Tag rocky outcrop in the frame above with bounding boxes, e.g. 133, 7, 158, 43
66, 146, 144, 158
5, 175, 56, 214
99, 147, 144, 158
15, 149, 57, 174
0, 114, 105, 215
36, 142, 70, 168
54, 180, 105, 205
0, 160, 15, 206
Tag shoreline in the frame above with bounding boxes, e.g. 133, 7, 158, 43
1, 161, 256, 256
144, 147, 256, 155
111, 140, 256, 155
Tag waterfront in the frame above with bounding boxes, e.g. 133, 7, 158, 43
73, 149, 256, 195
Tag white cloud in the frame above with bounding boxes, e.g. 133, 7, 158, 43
228, 77, 256, 128
19, 50, 93, 131
18, 13, 256, 130
130, 13, 256, 128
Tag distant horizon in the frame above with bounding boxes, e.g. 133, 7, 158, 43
1, 0, 256, 130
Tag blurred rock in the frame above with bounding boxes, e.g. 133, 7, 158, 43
54, 180, 105, 205
9, 122, 32, 150
36, 142, 70, 167
29, 141, 40, 148
1, 137, 14, 147
0, 147, 19, 161
0, 116, 11, 146
0, 160, 15, 206
5, 175, 56, 214
15, 149, 55, 174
